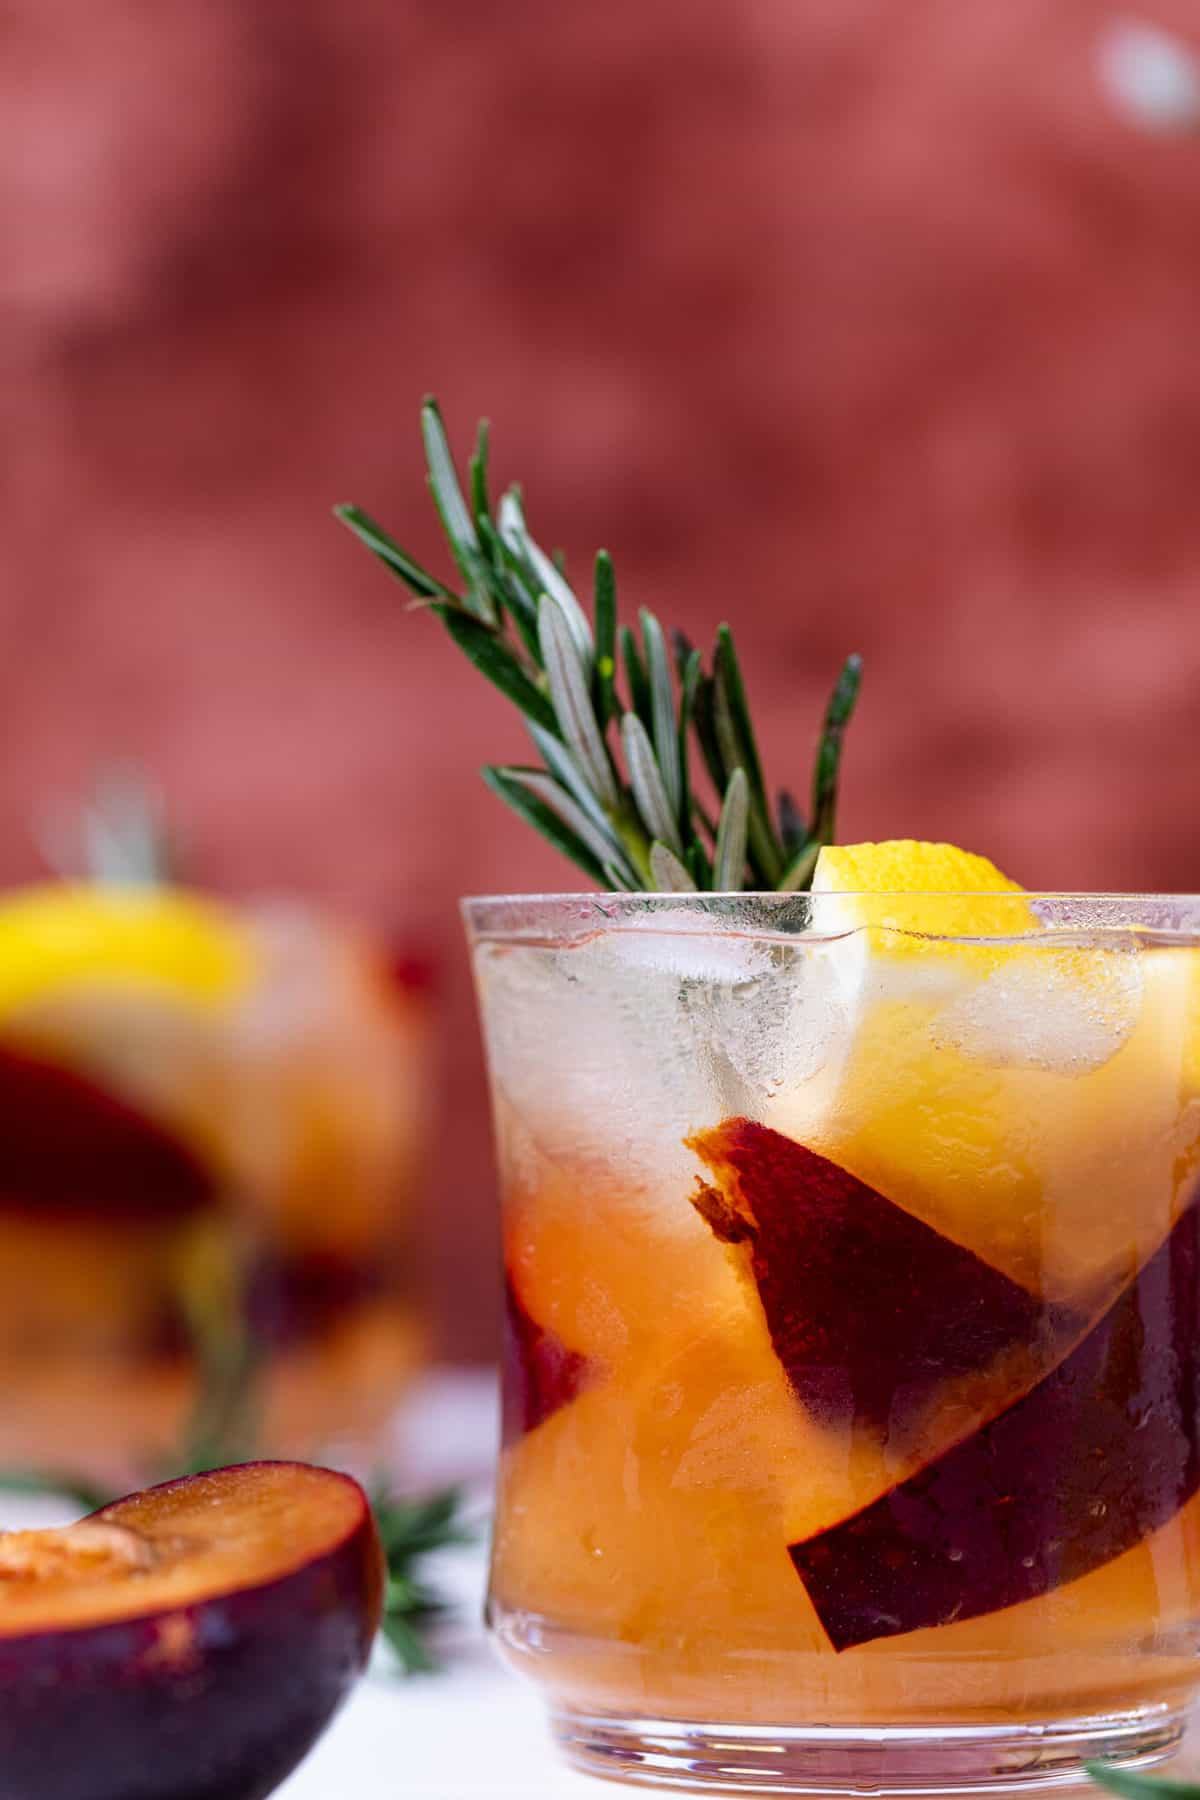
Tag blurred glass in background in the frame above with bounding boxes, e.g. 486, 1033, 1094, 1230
0, 781, 430, 1487
2, 1, 1200, 1364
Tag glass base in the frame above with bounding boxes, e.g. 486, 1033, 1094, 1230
551, 1701, 1187, 1794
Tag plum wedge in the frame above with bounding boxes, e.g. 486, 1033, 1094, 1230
688, 1119, 1061, 1432
790, 1195, 1200, 1650
0, 1462, 383, 1800
0, 1042, 211, 1218
503, 1274, 597, 1443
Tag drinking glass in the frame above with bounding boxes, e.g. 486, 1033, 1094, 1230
0, 897, 430, 1488
466, 890, 1200, 1794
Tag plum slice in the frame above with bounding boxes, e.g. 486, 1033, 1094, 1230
503, 1274, 597, 1444
0, 1041, 212, 1218
688, 1118, 1058, 1432
0, 1461, 383, 1800
789, 1195, 1200, 1650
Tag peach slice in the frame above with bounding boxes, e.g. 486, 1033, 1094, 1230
790, 1192, 1200, 1650
0, 1462, 383, 1800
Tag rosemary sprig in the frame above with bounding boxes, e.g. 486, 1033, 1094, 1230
38, 765, 179, 887
371, 1485, 475, 1675
1087, 1765, 1200, 1800
336, 400, 863, 892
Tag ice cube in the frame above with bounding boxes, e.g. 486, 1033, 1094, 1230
931, 945, 1144, 1076
597, 908, 775, 986
474, 933, 726, 1195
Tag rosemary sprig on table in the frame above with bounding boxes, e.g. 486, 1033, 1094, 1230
337, 401, 862, 891
371, 1485, 475, 1674
1087, 1764, 1200, 1800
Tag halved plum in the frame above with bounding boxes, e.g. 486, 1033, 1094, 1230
789, 1195, 1200, 1650
688, 1119, 1062, 1432
503, 1273, 598, 1444
0, 1041, 212, 1218
0, 1461, 383, 1800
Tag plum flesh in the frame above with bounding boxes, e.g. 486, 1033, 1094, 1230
688, 1119, 1062, 1432
0, 1461, 383, 1800
790, 1195, 1200, 1650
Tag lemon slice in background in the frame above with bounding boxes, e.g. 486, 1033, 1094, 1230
0, 884, 255, 1172
0, 884, 252, 1020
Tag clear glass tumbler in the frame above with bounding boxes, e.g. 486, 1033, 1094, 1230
466, 890, 1200, 1794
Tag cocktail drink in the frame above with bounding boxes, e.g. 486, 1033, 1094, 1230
0, 883, 429, 1486
335, 407, 1199, 1788
469, 859, 1200, 1792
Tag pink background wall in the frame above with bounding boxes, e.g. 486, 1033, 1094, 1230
3, 0, 1200, 1355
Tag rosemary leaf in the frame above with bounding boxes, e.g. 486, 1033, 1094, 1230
677, 647, 702, 853
475, 516, 543, 665
686, 841, 713, 890
603, 859, 638, 891
715, 624, 767, 802
334, 505, 454, 600
810, 653, 864, 846
621, 713, 684, 856
620, 626, 653, 732
713, 767, 750, 891
499, 490, 593, 667
469, 418, 491, 528
482, 767, 607, 883
691, 673, 726, 798
382, 1611, 438, 1676
421, 399, 495, 624
494, 768, 623, 875
640, 609, 682, 826
778, 839, 821, 893
539, 598, 619, 806
527, 722, 636, 881
613, 811, 655, 886
671, 627, 696, 682
371, 1484, 473, 1677
592, 551, 618, 725
777, 788, 808, 856
713, 673, 783, 886
649, 841, 698, 892
434, 605, 556, 734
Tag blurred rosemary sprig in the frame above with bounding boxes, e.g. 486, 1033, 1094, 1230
39, 765, 179, 887
337, 401, 862, 891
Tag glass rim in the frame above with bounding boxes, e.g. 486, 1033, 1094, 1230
462, 890, 1200, 944
463, 890, 1200, 905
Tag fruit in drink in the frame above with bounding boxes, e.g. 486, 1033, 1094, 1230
688, 1117, 1071, 1434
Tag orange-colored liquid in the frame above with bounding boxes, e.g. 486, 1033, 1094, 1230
483, 930, 1200, 1728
